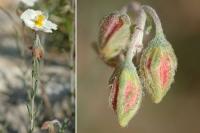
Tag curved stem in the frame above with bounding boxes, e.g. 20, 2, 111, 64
142, 5, 163, 34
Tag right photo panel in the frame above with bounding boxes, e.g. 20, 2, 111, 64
78, 0, 200, 133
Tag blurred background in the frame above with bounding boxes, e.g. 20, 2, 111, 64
78, 0, 200, 133
0, 0, 75, 132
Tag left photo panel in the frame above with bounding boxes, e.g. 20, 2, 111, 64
0, 0, 75, 133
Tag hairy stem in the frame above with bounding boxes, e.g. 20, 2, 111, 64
126, 2, 147, 61
142, 5, 163, 34
29, 33, 41, 133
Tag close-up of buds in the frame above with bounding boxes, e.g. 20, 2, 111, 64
95, 1, 178, 127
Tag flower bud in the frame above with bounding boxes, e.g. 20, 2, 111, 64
33, 47, 44, 59
109, 61, 142, 127
139, 33, 177, 103
98, 12, 131, 61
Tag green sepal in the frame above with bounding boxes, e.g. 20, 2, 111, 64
108, 58, 143, 127
117, 61, 142, 127
139, 33, 177, 103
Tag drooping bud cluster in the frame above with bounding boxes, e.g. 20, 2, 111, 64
95, 2, 178, 128
98, 12, 131, 61
139, 33, 177, 103
109, 61, 142, 127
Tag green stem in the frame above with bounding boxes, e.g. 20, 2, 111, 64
29, 33, 41, 133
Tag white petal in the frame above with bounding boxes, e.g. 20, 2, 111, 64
20, 9, 41, 21
43, 29, 53, 33
40, 20, 57, 33
20, 9, 43, 30
23, 20, 35, 29
44, 20, 57, 30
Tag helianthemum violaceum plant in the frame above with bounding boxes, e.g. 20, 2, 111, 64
95, 2, 177, 127
20, 8, 57, 133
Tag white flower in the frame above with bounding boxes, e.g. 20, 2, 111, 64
21, 0, 38, 7
20, 9, 57, 33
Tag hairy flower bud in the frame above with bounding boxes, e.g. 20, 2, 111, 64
33, 47, 44, 59
98, 12, 131, 61
139, 33, 177, 103
109, 61, 142, 127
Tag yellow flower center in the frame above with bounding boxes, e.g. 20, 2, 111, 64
34, 15, 45, 27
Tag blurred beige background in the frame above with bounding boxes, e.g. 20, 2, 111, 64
77, 0, 200, 133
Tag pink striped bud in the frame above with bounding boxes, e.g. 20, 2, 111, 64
139, 33, 177, 103
98, 12, 131, 61
109, 62, 142, 127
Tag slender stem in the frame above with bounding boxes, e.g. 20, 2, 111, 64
30, 94, 35, 132
126, 3, 147, 61
142, 5, 163, 34
29, 33, 41, 133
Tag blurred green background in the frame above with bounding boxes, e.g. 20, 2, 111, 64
77, 0, 200, 133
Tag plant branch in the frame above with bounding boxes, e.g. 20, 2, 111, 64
126, 2, 147, 61
29, 33, 42, 133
